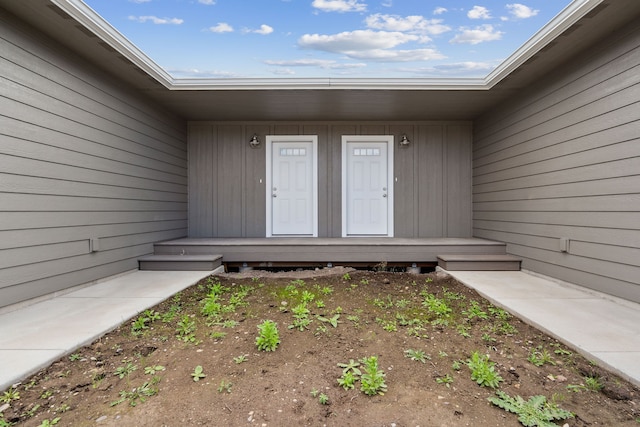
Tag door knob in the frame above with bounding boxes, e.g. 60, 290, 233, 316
383, 194, 387, 198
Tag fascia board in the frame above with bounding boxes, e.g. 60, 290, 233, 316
485, 0, 604, 88
168, 78, 488, 91
50, 0, 174, 88
52, 0, 600, 92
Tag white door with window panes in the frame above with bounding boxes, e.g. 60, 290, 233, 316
266, 136, 318, 237
342, 136, 394, 237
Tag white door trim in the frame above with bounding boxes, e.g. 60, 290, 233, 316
341, 135, 394, 237
266, 135, 318, 237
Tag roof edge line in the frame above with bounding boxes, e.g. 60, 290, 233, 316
485, 0, 604, 88
168, 78, 488, 91
50, 0, 174, 88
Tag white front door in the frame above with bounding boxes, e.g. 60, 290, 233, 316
342, 136, 394, 236
267, 136, 318, 237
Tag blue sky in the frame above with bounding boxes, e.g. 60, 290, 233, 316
83, 0, 572, 79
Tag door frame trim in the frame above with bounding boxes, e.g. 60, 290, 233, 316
266, 135, 319, 238
341, 135, 394, 237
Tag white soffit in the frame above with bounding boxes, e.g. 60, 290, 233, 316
50, 0, 604, 92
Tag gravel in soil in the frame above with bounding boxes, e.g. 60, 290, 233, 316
2, 269, 638, 427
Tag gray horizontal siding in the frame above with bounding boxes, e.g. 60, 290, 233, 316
473, 19, 640, 303
188, 122, 472, 239
0, 12, 187, 307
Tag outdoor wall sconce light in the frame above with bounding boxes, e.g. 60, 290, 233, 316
249, 134, 260, 148
400, 134, 411, 146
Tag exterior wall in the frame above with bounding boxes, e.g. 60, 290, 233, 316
472, 21, 640, 302
188, 122, 472, 238
0, 13, 188, 307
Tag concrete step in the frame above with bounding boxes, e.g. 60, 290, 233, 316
138, 254, 223, 271
437, 254, 521, 271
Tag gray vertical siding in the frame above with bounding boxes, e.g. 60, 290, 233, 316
0, 14, 188, 307
188, 122, 472, 239
473, 21, 640, 302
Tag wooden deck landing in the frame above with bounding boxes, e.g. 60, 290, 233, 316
150, 238, 508, 268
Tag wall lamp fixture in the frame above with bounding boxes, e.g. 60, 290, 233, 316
249, 134, 260, 148
400, 134, 411, 146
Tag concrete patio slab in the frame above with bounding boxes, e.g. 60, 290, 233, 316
0, 269, 218, 391
448, 270, 640, 387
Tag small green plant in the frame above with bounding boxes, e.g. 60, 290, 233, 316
290, 279, 306, 287
568, 376, 604, 393
315, 300, 325, 308
466, 351, 503, 388
114, 362, 138, 379
233, 354, 248, 364
40, 389, 53, 399
37, 418, 61, 427
209, 331, 227, 340
191, 365, 206, 382
438, 350, 448, 358
55, 403, 71, 413
360, 278, 369, 285
110, 376, 160, 407
176, 315, 198, 343
301, 290, 315, 303
316, 313, 341, 328
1, 387, 20, 403
436, 374, 453, 387
359, 356, 387, 396
528, 347, 556, 367
452, 360, 462, 371
342, 273, 351, 281
456, 324, 471, 338
218, 380, 232, 393
463, 301, 488, 321
318, 286, 334, 295
337, 370, 359, 390
584, 375, 604, 392
68, 353, 81, 361
22, 403, 40, 418
289, 303, 312, 331
144, 365, 165, 375
488, 390, 574, 427
318, 393, 329, 405
482, 333, 497, 343
421, 292, 452, 319
256, 320, 280, 351
404, 349, 429, 363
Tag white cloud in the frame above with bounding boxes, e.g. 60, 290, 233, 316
298, 29, 446, 62
433, 7, 447, 15
264, 59, 367, 69
365, 14, 450, 35
467, 6, 491, 20
402, 61, 497, 76
272, 68, 296, 75
198, 0, 215, 4
450, 24, 503, 44
506, 3, 539, 19
299, 30, 417, 52
128, 15, 183, 25
254, 24, 274, 35
346, 48, 445, 62
166, 68, 241, 78
208, 23, 233, 33
311, 0, 366, 13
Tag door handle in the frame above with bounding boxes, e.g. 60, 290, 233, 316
382, 194, 387, 198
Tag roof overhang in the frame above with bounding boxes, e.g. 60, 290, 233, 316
2, 0, 639, 120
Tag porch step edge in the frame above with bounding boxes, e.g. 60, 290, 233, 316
437, 254, 522, 271
138, 254, 223, 271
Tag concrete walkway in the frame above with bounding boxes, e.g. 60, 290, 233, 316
0, 270, 217, 391
447, 270, 640, 388
1, 268, 639, 391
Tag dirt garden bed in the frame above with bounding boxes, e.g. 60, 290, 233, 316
1, 269, 638, 426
